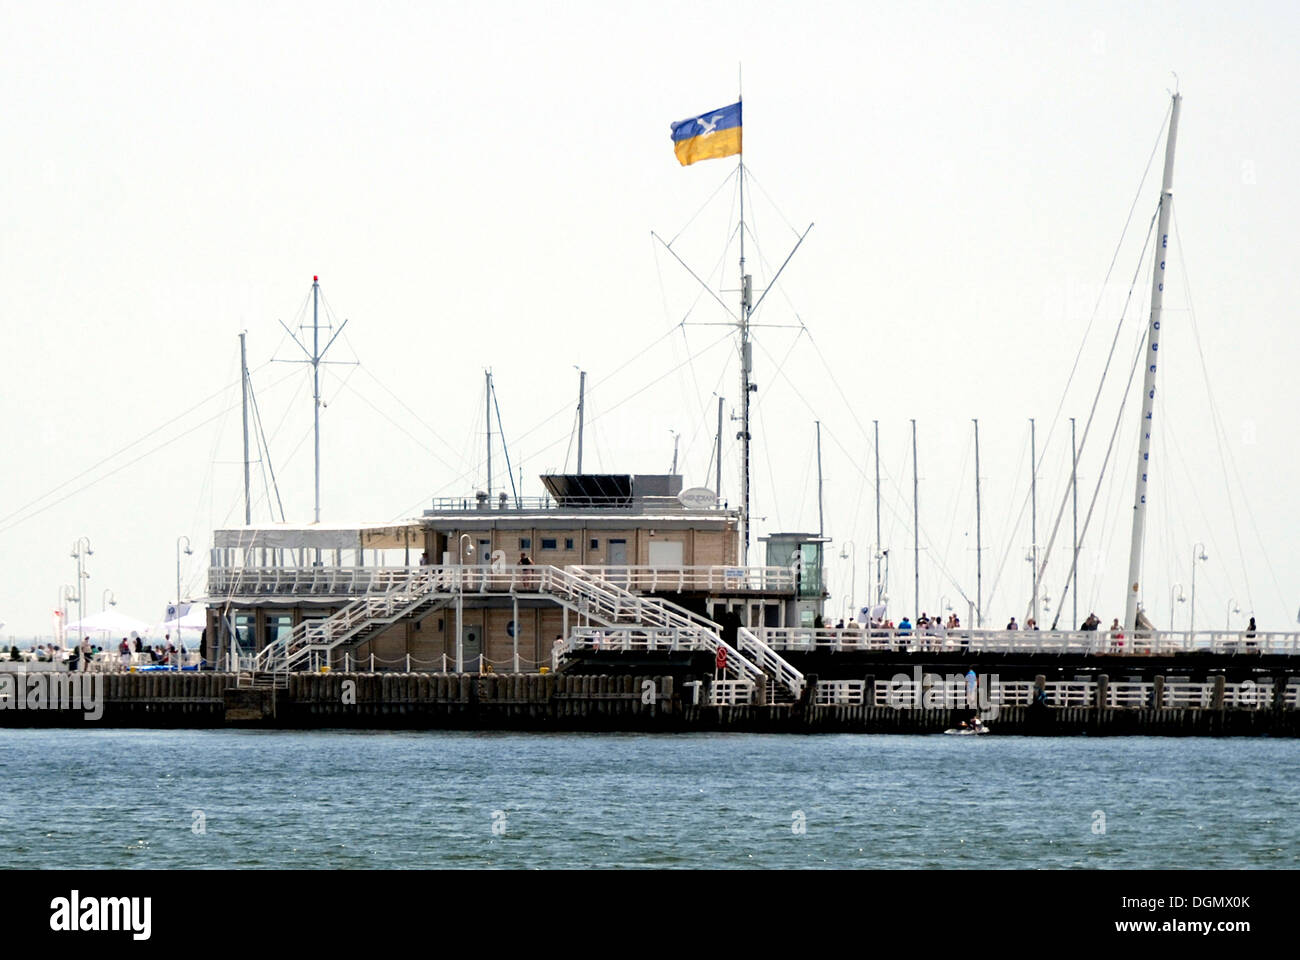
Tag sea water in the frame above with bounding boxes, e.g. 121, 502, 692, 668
0, 730, 1294, 868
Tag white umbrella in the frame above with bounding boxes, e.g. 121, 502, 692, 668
64, 609, 153, 637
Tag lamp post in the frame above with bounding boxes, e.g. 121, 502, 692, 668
456, 534, 474, 673
176, 535, 193, 670
1169, 583, 1185, 632
1225, 598, 1240, 632
57, 584, 78, 649
71, 536, 93, 640
1190, 543, 1207, 634
840, 541, 855, 623
102, 589, 116, 612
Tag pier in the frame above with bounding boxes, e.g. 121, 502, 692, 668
2, 668, 1297, 735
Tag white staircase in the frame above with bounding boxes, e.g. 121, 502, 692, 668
243, 569, 454, 688
238, 564, 805, 701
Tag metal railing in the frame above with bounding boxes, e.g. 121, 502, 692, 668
709, 680, 754, 706
815, 680, 866, 705
737, 627, 806, 700
868, 678, 1299, 710
570, 565, 795, 594
757, 627, 1300, 657
209, 563, 796, 599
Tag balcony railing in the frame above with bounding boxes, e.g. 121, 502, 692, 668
207, 563, 795, 599
758, 627, 1300, 656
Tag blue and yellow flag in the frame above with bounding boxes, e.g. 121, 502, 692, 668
669, 101, 742, 166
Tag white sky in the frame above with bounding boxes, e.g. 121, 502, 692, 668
2, 1, 1297, 639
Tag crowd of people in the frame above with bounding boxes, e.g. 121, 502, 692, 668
7, 634, 189, 670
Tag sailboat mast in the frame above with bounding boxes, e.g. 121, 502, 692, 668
815, 421, 823, 536
874, 420, 882, 606
973, 418, 982, 627
240, 332, 251, 525
1030, 417, 1039, 626
312, 276, 321, 523
485, 370, 493, 499
1071, 416, 1079, 630
738, 148, 753, 566
911, 418, 919, 620
576, 369, 586, 474
1124, 92, 1182, 630
715, 396, 724, 505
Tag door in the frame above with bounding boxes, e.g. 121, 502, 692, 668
461, 625, 482, 671
608, 539, 628, 587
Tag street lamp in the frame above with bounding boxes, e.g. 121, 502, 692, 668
455, 534, 475, 673
176, 535, 193, 670
57, 584, 79, 650
1170, 583, 1185, 631
1190, 543, 1208, 634
840, 541, 855, 623
71, 536, 93, 641
1225, 598, 1240, 631
102, 589, 116, 612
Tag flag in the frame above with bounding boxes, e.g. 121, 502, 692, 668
164, 602, 192, 622
670, 100, 742, 166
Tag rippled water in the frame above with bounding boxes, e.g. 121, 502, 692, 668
0, 730, 1295, 868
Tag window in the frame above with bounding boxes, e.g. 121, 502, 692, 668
564, 538, 574, 550
590, 538, 599, 549
541, 538, 557, 550
520, 538, 532, 550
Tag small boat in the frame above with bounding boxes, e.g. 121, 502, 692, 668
944, 721, 991, 736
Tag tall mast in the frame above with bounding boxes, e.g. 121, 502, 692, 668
715, 396, 724, 504
911, 418, 919, 620
485, 370, 493, 498
1030, 417, 1039, 626
576, 369, 586, 474
738, 145, 753, 565
312, 276, 321, 523
815, 421, 824, 536
240, 332, 251, 526
1071, 416, 1079, 630
278, 275, 347, 528
973, 418, 982, 627
874, 420, 882, 606
1124, 92, 1182, 630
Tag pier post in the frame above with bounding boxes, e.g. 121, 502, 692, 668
1096, 674, 1109, 711
1153, 675, 1165, 710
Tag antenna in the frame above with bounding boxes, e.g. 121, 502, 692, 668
278, 276, 350, 524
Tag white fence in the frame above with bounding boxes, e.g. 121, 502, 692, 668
759, 627, 1300, 657
209, 563, 797, 599
866, 678, 1299, 710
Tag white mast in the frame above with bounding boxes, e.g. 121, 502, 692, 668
1030, 417, 1039, 627
1124, 91, 1182, 630
279, 275, 348, 527
240, 332, 251, 526
738, 145, 753, 566
973, 418, 982, 627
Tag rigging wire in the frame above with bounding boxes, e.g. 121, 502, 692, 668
1172, 211, 1275, 617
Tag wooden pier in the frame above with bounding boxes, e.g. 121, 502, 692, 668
1, 669, 1297, 735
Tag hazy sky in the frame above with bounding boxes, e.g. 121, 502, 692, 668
2, 1, 1297, 639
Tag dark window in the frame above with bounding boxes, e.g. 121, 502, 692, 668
520, 538, 532, 550
590, 538, 599, 549
564, 538, 574, 550
541, 538, 558, 550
